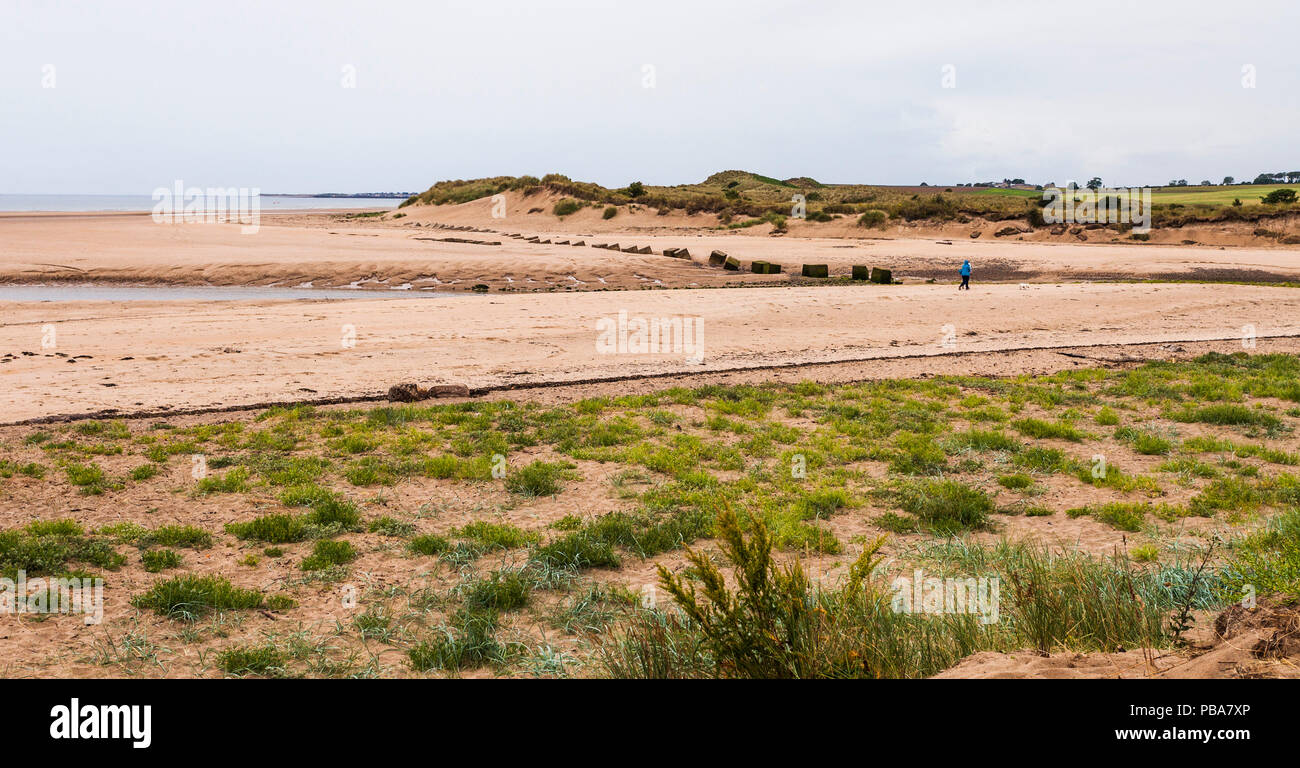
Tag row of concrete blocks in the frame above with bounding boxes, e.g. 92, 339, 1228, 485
592, 243, 655, 254
701, 250, 893, 283
799, 265, 893, 283
427, 223, 488, 232
508, 233, 587, 247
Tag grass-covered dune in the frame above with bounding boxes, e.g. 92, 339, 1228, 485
399, 171, 1300, 232
3, 352, 1300, 677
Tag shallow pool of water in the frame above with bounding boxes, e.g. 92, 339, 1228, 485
0, 285, 466, 302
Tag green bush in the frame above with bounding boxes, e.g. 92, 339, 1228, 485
553, 199, 582, 217
856, 209, 888, 228
655, 507, 886, 678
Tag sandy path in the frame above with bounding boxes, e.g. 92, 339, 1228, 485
3, 282, 1296, 422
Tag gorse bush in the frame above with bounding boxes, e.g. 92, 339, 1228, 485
655, 507, 887, 678
607, 523, 1220, 678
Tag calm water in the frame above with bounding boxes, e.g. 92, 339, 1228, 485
0, 194, 404, 212
0, 285, 467, 302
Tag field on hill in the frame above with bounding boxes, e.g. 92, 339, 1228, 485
3, 350, 1299, 678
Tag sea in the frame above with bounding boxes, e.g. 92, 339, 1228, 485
0, 194, 403, 212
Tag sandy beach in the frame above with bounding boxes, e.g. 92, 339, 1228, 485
4, 280, 1298, 423
4, 207, 1300, 295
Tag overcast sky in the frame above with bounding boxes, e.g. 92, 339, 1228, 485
2, 0, 1296, 193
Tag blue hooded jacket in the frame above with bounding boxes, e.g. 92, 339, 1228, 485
960, 260, 971, 276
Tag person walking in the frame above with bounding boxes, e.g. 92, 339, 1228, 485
959, 259, 971, 290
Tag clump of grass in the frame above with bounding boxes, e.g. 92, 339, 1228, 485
1182, 436, 1298, 465
141, 549, 182, 573
130, 464, 159, 481
1012, 447, 1072, 474
63, 462, 109, 494
368, 516, 415, 537
944, 429, 1020, 453
104, 523, 213, 550
462, 570, 533, 612
1067, 502, 1149, 532
1095, 406, 1120, 426
217, 645, 286, 676
1188, 477, 1263, 516
300, 540, 357, 571
891, 479, 995, 534
455, 521, 540, 551
195, 467, 250, 495
996, 473, 1034, 490
354, 608, 392, 638
1170, 404, 1283, 433
1074, 462, 1162, 495
1131, 544, 1160, 563
889, 433, 946, 475
504, 460, 572, 497
226, 514, 306, 544
130, 575, 267, 620
421, 454, 494, 481
1158, 456, 1221, 480
0, 519, 126, 578
1012, 418, 1087, 441
408, 534, 450, 556
1114, 426, 1175, 455
552, 199, 582, 217
408, 609, 505, 671
650, 507, 887, 678
228, 486, 362, 542
1219, 507, 1300, 601
531, 531, 621, 570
